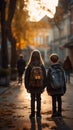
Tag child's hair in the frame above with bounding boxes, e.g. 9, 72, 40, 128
50, 53, 59, 63
27, 49, 44, 66
19, 54, 23, 59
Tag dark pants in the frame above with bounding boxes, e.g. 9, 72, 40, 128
65, 70, 70, 83
30, 93, 41, 115
52, 95, 62, 115
18, 71, 23, 83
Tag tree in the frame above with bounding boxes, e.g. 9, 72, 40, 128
12, 0, 29, 53
0, 0, 17, 68
54, 0, 73, 26
0, 0, 8, 68
6, 0, 17, 68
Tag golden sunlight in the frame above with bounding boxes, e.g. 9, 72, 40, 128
26, 0, 59, 22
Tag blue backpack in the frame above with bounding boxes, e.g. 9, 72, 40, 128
49, 66, 65, 89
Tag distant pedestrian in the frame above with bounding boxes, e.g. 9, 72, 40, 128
63, 56, 72, 83
46, 53, 66, 118
17, 54, 26, 84
24, 50, 46, 119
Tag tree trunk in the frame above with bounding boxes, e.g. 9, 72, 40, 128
11, 39, 17, 68
6, 0, 17, 68
1, 0, 8, 68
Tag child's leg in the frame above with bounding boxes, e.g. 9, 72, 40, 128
65, 71, 67, 83
67, 71, 70, 83
18, 73, 20, 83
57, 95, 62, 117
36, 93, 41, 117
30, 93, 35, 117
52, 95, 57, 116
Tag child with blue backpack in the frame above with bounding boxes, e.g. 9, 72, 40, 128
46, 53, 66, 118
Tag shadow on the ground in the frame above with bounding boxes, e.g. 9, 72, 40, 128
30, 118, 42, 130
53, 117, 71, 130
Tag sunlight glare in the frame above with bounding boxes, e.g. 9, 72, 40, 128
26, 0, 59, 22
25, 92, 30, 100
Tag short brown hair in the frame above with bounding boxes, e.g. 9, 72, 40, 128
50, 53, 59, 63
19, 54, 23, 58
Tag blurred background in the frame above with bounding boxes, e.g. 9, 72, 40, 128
0, 0, 73, 84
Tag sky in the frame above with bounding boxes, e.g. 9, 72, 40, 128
26, 0, 59, 22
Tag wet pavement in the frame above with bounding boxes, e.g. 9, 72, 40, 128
0, 76, 73, 130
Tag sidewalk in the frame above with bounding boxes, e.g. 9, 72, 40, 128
0, 78, 73, 130
70, 74, 73, 84
0, 81, 18, 95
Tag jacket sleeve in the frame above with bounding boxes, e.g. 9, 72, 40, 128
63, 70, 67, 94
46, 68, 52, 93
47, 68, 51, 85
24, 66, 31, 90
41, 65, 47, 89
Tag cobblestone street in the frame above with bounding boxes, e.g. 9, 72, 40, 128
0, 76, 73, 130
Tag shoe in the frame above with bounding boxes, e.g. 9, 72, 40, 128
29, 114, 35, 119
18, 81, 20, 83
36, 114, 41, 118
51, 113, 57, 118
57, 113, 62, 118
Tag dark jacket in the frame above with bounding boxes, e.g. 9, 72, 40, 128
24, 64, 46, 93
17, 59, 26, 74
46, 63, 66, 96
63, 58, 72, 72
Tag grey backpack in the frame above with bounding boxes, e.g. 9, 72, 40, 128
49, 66, 65, 89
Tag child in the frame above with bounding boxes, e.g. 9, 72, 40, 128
46, 53, 66, 118
63, 56, 72, 83
24, 50, 46, 119
17, 54, 26, 84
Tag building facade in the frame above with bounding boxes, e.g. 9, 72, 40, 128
64, 4, 73, 67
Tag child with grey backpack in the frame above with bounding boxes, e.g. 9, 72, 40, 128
46, 53, 66, 118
